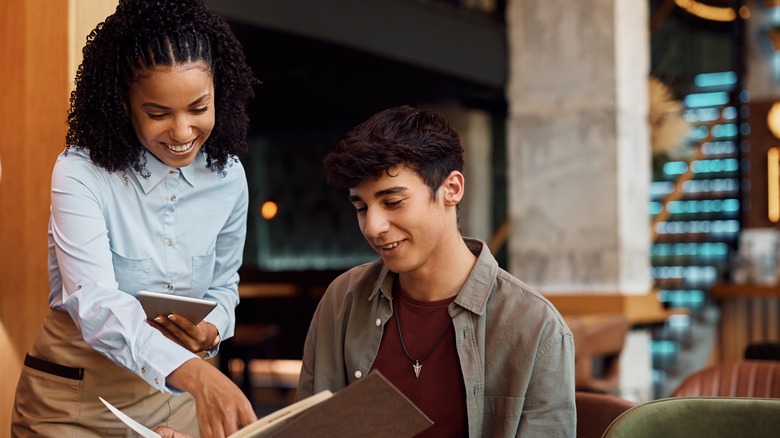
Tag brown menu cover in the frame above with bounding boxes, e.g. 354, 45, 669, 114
247, 371, 433, 438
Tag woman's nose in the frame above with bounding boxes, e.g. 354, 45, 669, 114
170, 115, 193, 142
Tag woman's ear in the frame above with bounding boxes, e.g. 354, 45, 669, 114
441, 170, 465, 206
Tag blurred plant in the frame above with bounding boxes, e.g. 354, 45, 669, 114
648, 76, 691, 157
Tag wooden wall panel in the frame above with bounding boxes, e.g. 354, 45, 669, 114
0, 0, 69, 432
718, 297, 780, 362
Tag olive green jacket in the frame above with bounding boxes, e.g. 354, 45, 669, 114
297, 238, 576, 437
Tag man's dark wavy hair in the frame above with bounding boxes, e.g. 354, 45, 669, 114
323, 106, 464, 197
66, 0, 256, 173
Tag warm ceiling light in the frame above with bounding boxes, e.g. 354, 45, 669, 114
674, 0, 737, 22
768, 102, 780, 139
260, 201, 278, 220
768, 148, 779, 223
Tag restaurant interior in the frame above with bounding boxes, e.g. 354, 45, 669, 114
3, 0, 780, 435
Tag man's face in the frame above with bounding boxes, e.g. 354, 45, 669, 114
349, 165, 450, 275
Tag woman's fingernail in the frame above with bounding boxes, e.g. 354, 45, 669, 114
167, 314, 175, 321
155, 316, 164, 323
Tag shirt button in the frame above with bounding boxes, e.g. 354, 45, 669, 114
154, 377, 159, 385
375, 318, 381, 327
169, 170, 176, 175
354, 371, 362, 379
166, 283, 174, 291
141, 367, 146, 374
167, 239, 174, 246
170, 195, 177, 202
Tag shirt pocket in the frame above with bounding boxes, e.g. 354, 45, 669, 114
111, 250, 151, 293
191, 251, 216, 292
483, 395, 524, 436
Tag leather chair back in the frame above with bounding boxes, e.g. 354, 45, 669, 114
670, 360, 780, 398
575, 391, 635, 438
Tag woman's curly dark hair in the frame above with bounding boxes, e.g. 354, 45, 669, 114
66, 0, 256, 174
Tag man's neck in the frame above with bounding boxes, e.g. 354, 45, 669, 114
397, 236, 478, 302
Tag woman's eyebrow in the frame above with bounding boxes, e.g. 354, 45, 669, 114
140, 94, 211, 111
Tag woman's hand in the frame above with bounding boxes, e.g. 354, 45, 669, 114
149, 315, 219, 353
154, 426, 195, 438
167, 358, 257, 438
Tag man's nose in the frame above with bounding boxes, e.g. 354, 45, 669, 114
363, 207, 389, 238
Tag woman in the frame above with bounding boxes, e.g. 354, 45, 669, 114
11, 0, 258, 436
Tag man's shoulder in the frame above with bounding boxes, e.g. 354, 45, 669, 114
319, 258, 384, 299
491, 269, 568, 322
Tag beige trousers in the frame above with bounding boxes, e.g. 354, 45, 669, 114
11, 309, 199, 437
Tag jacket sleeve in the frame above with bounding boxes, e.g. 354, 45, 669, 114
517, 326, 576, 437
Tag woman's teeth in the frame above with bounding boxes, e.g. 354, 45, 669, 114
166, 141, 193, 152
382, 242, 398, 249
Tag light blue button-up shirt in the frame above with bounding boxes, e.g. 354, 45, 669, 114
47, 147, 248, 393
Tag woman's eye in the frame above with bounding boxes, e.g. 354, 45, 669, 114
192, 107, 209, 114
147, 113, 167, 120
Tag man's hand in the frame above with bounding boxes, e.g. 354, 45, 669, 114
149, 314, 219, 353
154, 426, 195, 438
167, 358, 257, 438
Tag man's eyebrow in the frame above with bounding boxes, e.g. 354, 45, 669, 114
374, 186, 407, 198
140, 94, 211, 111
348, 186, 407, 204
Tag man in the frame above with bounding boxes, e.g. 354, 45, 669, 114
297, 105, 576, 437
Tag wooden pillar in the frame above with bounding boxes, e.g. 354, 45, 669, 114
0, 0, 70, 429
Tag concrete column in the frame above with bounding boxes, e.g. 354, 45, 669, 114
506, 0, 651, 295
506, 0, 653, 401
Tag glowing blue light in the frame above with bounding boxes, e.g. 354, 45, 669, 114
721, 106, 738, 120
663, 161, 689, 175
685, 92, 730, 108
659, 290, 706, 305
701, 141, 736, 155
694, 71, 737, 88
711, 124, 738, 138
690, 158, 739, 173
651, 340, 679, 354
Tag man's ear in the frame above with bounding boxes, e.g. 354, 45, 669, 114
441, 170, 465, 206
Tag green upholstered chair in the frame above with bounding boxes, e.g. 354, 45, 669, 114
601, 396, 780, 438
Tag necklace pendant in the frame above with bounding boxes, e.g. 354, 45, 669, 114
413, 361, 422, 378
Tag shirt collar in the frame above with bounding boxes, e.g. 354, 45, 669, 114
369, 237, 498, 316
134, 150, 200, 194
453, 238, 498, 316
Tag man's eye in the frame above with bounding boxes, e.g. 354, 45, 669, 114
386, 200, 402, 208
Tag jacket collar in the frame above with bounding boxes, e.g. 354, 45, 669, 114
369, 237, 497, 316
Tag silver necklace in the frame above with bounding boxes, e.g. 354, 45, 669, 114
391, 298, 452, 378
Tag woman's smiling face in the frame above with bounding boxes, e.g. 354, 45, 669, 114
126, 61, 215, 168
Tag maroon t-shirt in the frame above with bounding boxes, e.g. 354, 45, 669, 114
371, 284, 467, 437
